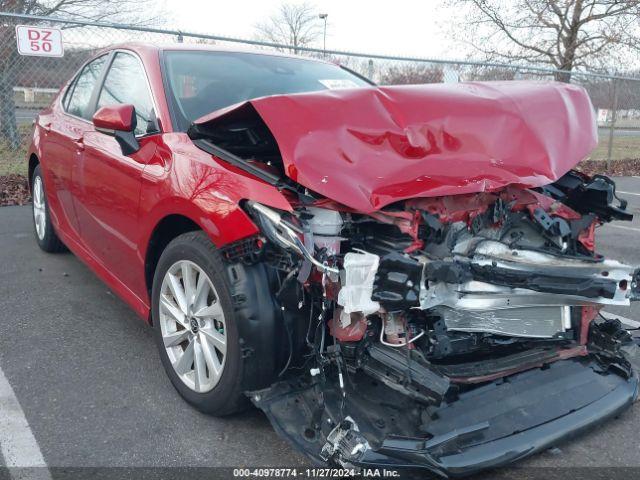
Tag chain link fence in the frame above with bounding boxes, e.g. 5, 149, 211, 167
2, 12, 640, 178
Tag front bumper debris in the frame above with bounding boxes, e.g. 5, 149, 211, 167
229, 169, 640, 477
251, 356, 638, 477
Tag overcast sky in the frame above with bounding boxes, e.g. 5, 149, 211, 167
165, 0, 457, 59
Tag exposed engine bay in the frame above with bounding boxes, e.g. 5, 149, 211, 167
189, 83, 640, 476
219, 170, 640, 476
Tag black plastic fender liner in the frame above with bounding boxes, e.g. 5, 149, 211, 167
226, 262, 288, 391
250, 358, 638, 478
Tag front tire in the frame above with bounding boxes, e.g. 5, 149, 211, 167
151, 231, 247, 415
31, 165, 65, 253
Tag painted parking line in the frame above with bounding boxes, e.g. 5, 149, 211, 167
0, 366, 51, 478
601, 311, 640, 329
607, 224, 640, 233
618, 191, 640, 196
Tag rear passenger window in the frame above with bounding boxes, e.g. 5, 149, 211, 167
97, 52, 156, 136
65, 55, 108, 119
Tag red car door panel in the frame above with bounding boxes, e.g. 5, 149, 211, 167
72, 50, 160, 301
74, 132, 154, 296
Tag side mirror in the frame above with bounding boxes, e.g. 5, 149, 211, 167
92, 104, 140, 156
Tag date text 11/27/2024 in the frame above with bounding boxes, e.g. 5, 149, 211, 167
233, 468, 400, 477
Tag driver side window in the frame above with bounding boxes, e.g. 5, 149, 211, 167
97, 52, 156, 136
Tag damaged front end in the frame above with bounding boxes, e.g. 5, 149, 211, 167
190, 83, 640, 476
234, 172, 640, 477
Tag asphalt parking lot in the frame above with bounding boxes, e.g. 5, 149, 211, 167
1, 177, 640, 479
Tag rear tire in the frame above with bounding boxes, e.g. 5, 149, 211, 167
151, 231, 248, 416
31, 165, 66, 253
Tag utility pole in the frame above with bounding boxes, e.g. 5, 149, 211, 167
319, 13, 328, 57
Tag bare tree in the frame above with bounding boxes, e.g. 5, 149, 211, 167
0, 0, 164, 149
254, 2, 321, 53
447, 0, 640, 81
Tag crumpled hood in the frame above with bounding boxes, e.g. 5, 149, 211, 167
193, 81, 597, 212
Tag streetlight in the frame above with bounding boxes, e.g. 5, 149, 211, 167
319, 13, 328, 57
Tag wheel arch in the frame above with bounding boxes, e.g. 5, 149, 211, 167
144, 213, 202, 307
28, 154, 40, 190
141, 195, 261, 308
144, 213, 300, 391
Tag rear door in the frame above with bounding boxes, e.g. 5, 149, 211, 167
40, 55, 108, 238
74, 51, 160, 292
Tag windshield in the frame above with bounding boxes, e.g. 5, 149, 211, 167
163, 50, 370, 131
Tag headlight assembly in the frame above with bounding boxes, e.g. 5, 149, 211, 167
245, 201, 339, 275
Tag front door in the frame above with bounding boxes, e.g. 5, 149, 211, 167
74, 51, 161, 295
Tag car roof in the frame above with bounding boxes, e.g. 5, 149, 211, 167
100, 42, 334, 65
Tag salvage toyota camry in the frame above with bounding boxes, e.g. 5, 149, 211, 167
29, 44, 639, 476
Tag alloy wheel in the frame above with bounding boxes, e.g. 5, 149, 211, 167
33, 176, 46, 240
159, 260, 227, 393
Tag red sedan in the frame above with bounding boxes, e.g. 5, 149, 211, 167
28, 43, 640, 476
